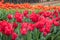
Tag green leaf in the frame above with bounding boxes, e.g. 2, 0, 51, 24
53, 26, 57, 33
32, 29, 40, 40
35, 10, 40, 13
27, 31, 32, 40
55, 36, 60, 40
54, 31, 60, 40
40, 33, 45, 40
45, 33, 51, 40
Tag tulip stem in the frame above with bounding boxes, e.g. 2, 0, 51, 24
27, 31, 32, 40
33, 29, 39, 40
23, 35, 26, 40
1, 34, 7, 40
51, 36, 54, 40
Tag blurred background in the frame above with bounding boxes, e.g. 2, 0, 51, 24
2, 0, 58, 4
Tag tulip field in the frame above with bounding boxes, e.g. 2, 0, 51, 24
0, 1, 60, 40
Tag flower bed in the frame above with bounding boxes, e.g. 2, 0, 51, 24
0, 3, 60, 10
0, 3, 60, 40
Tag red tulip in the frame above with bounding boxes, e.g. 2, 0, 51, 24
30, 12, 39, 22
38, 16, 45, 21
45, 18, 53, 26
35, 20, 45, 29
43, 31, 47, 37
53, 10, 59, 17
38, 11, 44, 15
21, 22, 28, 28
12, 32, 18, 40
53, 21, 60, 26
13, 22, 18, 29
45, 27, 50, 33
0, 20, 14, 36
23, 10, 29, 18
28, 23, 34, 31
43, 11, 51, 17
14, 12, 23, 23
7, 14, 13, 20
49, 15, 53, 19
20, 28, 27, 35
5, 27, 12, 36
39, 28, 45, 32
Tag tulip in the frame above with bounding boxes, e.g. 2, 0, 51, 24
0, 20, 14, 36
20, 28, 28, 35
12, 32, 18, 40
23, 10, 29, 18
30, 12, 39, 22
43, 11, 51, 17
7, 14, 13, 20
38, 11, 43, 15
28, 23, 34, 31
53, 10, 59, 17
13, 22, 18, 29
53, 21, 60, 26
21, 22, 28, 28
35, 21, 44, 29
14, 12, 23, 23
43, 31, 47, 37
39, 28, 45, 32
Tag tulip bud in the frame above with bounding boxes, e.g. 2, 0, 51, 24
7, 14, 13, 20
23, 10, 29, 18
